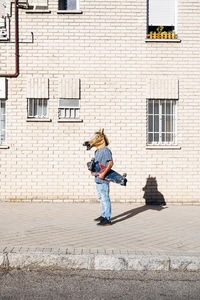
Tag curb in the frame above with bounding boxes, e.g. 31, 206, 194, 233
1, 248, 200, 271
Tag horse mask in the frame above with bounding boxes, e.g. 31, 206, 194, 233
83, 129, 109, 151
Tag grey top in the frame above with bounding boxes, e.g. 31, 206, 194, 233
94, 146, 113, 184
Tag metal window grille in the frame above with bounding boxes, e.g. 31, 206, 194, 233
59, 0, 77, 10
147, 99, 177, 145
0, 100, 6, 145
58, 99, 80, 119
27, 99, 48, 118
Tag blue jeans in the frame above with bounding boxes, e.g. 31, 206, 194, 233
96, 183, 111, 220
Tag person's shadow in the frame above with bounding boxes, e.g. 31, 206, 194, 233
111, 176, 166, 225
143, 175, 166, 206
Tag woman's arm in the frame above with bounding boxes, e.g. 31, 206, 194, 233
98, 160, 114, 179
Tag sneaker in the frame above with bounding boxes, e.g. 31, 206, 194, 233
94, 216, 105, 222
96, 218, 112, 226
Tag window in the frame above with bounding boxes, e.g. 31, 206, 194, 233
0, 17, 6, 38
0, 101, 6, 145
58, 99, 80, 119
59, 0, 77, 10
0, 1, 9, 40
58, 77, 81, 120
27, 99, 48, 118
147, 100, 177, 145
147, 0, 178, 39
28, 0, 48, 10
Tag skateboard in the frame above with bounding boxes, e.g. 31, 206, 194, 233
87, 158, 127, 186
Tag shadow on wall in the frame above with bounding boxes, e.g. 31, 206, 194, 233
143, 175, 166, 206
110, 176, 166, 225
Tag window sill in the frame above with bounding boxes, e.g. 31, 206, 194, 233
0, 37, 9, 42
57, 10, 83, 14
58, 119, 83, 123
146, 145, 181, 150
0, 145, 9, 149
145, 39, 181, 43
26, 10, 51, 14
26, 118, 52, 122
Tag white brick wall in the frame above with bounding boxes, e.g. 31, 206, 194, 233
0, 0, 200, 204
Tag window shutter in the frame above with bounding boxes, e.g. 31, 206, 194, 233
27, 77, 49, 99
148, 0, 175, 26
146, 78, 179, 99
28, 0, 48, 8
60, 78, 80, 99
59, 99, 80, 108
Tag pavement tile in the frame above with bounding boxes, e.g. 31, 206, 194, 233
43, 248, 53, 253
10, 247, 22, 253
82, 248, 91, 255
89, 248, 98, 254
35, 248, 45, 253
74, 248, 83, 255
105, 249, 114, 255
66, 247, 75, 254
3, 247, 14, 253
0, 247, 6, 253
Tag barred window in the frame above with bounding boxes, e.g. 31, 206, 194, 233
59, 0, 77, 10
58, 99, 80, 119
147, 99, 177, 145
27, 99, 48, 118
0, 100, 6, 145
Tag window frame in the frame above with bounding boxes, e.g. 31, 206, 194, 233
0, 16, 9, 40
58, 0, 79, 11
147, 0, 178, 39
27, 98, 49, 119
147, 99, 178, 146
0, 100, 6, 146
58, 98, 80, 120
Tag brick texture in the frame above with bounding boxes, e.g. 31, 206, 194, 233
0, 0, 200, 204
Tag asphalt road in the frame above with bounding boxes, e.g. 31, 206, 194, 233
0, 269, 200, 300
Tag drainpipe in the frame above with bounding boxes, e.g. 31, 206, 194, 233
0, 0, 18, 77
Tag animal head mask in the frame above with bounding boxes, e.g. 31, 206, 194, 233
83, 129, 109, 150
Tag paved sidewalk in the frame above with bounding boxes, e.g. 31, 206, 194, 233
0, 202, 200, 271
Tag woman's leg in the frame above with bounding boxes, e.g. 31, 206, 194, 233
97, 183, 111, 220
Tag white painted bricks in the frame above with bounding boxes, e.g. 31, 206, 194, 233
0, 1, 200, 204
